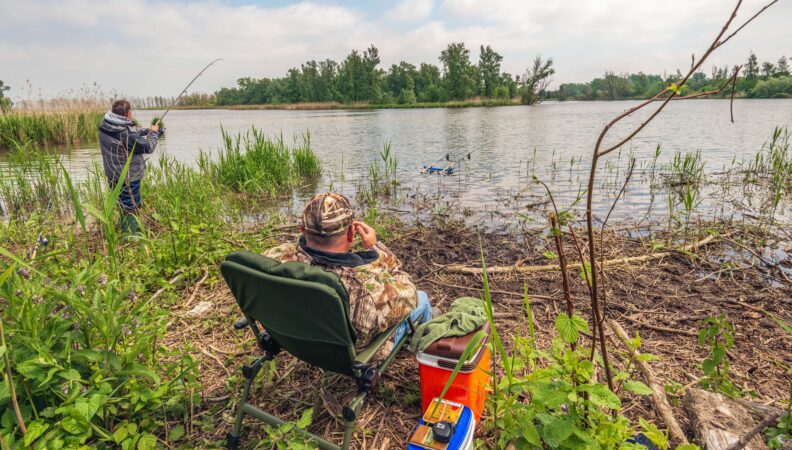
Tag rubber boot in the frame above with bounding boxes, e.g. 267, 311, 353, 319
120, 213, 141, 241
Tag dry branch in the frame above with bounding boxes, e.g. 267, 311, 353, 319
441, 234, 718, 274
610, 320, 689, 446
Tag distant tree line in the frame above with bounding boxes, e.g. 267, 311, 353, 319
214, 44, 555, 106
550, 52, 792, 101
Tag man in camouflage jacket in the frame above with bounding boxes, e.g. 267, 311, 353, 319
263, 192, 432, 348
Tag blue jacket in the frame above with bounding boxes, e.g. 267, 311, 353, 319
98, 112, 159, 183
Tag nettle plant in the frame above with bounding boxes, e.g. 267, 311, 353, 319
0, 262, 196, 449
475, 252, 698, 450
697, 314, 745, 398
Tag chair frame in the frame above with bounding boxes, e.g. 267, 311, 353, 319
226, 309, 414, 450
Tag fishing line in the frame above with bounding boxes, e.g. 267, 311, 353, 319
152, 57, 223, 128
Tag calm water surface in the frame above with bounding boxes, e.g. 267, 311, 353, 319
17, 100, 792, 225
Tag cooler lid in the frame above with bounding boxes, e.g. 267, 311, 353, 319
422, 321, 491, 361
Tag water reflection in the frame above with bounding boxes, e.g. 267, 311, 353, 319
1, 99, 790, 226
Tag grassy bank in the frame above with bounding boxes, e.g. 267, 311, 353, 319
0, 129, 320, 448
0, 111, 104, 150
0, 125, 789, 448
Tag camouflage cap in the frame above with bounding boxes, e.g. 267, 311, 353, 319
302, 192, 355, 236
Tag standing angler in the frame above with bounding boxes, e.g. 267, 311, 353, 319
98, 99, 161, 233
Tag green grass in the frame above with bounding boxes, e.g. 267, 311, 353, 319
199, 127, 321, 196
0, 111, 104, 149
0, 140, 289, 448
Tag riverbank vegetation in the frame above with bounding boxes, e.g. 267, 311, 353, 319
213, 43, 554, 108
0, 111, 103, 150
0, 130, 322, 448
0, 119, 788, 448
550, 52, 792, 101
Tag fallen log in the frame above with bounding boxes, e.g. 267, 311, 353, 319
441, 234, 718, 274
684, 388, 769, 450
609, 320, 689, 447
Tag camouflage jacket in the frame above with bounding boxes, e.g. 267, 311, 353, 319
263, 240, 418, 347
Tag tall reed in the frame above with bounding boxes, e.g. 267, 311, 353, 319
0, 111, 103, 149
199, 127, 321, 196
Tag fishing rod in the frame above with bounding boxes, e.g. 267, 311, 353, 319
152, 57, 223, 127
420, 148, 480, 175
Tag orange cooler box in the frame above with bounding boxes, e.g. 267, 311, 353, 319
416, 324, 491, 421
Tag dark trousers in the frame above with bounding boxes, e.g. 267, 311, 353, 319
114, 179, 142, 212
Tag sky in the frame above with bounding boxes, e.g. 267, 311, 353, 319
1, 0, 790, 99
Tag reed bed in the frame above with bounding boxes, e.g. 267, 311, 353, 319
199, 127, 321, 196
0, 110, 103, 149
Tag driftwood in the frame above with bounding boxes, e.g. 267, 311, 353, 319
441, 234, 717, 274
684, 388, 769, 450
609, 320, 689, 447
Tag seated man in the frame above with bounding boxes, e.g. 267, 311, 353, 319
264, 192, 431, 349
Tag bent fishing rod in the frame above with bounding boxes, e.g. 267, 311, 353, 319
152, 57, 223, 127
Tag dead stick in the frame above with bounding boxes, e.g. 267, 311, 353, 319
723, 410, 782, 450
621, 315, 698, 337
185, 268, 209, 307
610, 319, 689, 446
443, 234, 718, 274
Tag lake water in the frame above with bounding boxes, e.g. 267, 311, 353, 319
14, 99, 792, 226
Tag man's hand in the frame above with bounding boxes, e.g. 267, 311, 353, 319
150, 124, 160, 133
353, 221, 377, 249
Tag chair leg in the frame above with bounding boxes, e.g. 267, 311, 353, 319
227, 358, 266, 450
340, 391, 368, 450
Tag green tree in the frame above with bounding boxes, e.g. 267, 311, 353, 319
745, 52, 759, 79
439, 42, 477, 100
414, 63, 444, 102
478, 45, 503, 97
0, 80, 12, 112
386, 62, 417, 102
338, 46, 382, 102
776, 56, 790, 77
318, 59, 339, 102
761, 61, 775, 78
520, 55, 555, 105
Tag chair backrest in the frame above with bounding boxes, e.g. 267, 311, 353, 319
221, 251, 358, 376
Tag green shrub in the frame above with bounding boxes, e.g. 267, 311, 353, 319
750, 76, 792, 98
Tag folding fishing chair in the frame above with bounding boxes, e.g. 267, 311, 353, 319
220, 251, 414, 450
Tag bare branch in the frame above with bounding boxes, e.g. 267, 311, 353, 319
715, 0, 779, 50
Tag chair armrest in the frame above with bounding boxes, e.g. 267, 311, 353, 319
353, 324, 399, 366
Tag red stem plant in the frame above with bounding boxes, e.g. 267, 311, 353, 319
582, 0, 777, 390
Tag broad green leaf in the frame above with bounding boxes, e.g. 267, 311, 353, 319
61, 416, 89, 435
23, 420, 50, 447
581, 383, 621, 409
16, 359, 45, 380
623, 380, 653, 396
169, 424, 184, 442
296, 408, 313, 429
58, 369, 82, 381
113, 425, 129, 444
531, 381, 569, 408
555, 313, 587, 344
137, 432, 157, 450
119, 363, 161, 386
536, 413, 574, 446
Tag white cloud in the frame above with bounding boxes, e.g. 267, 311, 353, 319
386, 0, 435, 22
0, 0, 789, 98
